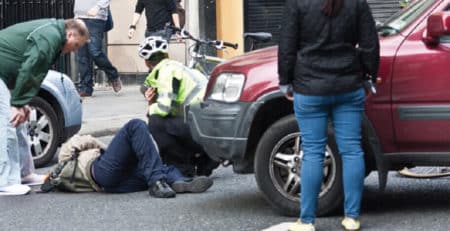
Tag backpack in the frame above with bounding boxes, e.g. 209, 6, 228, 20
40, 135, 106, 193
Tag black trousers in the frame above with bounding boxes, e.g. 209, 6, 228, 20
147, 115, 219, 177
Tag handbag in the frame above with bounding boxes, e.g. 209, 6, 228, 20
104, 7, 114, 32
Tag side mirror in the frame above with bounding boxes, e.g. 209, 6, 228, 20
423, 12, 450, 46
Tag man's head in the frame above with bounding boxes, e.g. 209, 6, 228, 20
138, 36, 169, 69
62, 19, 89, 54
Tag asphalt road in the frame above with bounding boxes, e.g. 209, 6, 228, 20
1, 136, 450, 231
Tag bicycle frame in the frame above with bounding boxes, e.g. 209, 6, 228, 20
166, 25, 238, 77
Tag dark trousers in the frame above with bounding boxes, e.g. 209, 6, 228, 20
92, 119, 185, 193
145, 28, 174, 41
148, 115, 219, 177
76, 18, 119, 94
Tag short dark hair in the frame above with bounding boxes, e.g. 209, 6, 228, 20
148, 52, 168, 63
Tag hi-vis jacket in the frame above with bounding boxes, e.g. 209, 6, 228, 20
144, 58, 207, 117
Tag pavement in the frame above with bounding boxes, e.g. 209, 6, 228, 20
78, 84, 147, 137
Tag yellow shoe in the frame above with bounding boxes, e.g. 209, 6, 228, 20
288, 220, 315, 231
341, 217, 360, 231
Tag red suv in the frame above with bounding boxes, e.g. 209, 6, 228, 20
187, 0, 450, 216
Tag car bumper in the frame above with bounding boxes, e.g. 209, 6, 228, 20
187, 100, 255, 162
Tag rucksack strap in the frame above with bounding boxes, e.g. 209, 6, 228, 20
40, 148, 81, 193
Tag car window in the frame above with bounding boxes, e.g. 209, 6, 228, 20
379, 0, 435, 36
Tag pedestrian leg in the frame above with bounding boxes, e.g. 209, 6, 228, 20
293, 93, 330, 224
332, 88, 365, 219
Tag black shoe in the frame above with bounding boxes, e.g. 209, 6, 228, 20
171, 176, 213, 193
196, 160, 220, 176
148, 180, 176, 198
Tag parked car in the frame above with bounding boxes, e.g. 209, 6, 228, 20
187, 0, 450, 216
26, 70, 82, 167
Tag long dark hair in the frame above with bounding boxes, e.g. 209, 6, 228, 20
321, 0, 343, 17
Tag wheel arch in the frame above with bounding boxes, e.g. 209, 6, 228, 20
362, 113, 389, 191
36, 89, 65, 144
243, 94, 293, 172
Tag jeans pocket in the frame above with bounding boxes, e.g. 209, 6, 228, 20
294, 94, 326, 114
350, 88, 365, 107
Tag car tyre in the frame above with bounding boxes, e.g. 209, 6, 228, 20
27, 96, 60, 167
254, 115, 343, 217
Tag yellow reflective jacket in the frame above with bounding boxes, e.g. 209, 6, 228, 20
144, 59, 207, 117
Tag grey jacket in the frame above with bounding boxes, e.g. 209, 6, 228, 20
74, 0, 110, 20
278, 0, 380, 95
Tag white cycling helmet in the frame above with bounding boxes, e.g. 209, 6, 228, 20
138, 36, 168, 60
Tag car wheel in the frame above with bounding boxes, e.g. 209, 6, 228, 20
26, 96, 60, 167
254, 115, 343, 217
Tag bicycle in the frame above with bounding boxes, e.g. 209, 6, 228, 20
167, 25, 239, 77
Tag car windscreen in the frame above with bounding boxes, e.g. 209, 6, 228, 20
379, 0, 436, 37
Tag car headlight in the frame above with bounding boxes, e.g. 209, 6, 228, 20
208, 73, 245, 103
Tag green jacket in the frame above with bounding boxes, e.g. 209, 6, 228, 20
0, 18, 66, 107
144, 59, 207, 117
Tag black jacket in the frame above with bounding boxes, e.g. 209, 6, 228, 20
278, 0, 380, 95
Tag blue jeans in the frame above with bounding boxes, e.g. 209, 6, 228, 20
76, 18, 119, 94
293, 88, 366, 223
92, 119, 186, 193
0, 79, 21, 187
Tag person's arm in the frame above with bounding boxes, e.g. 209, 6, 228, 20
171, 13, 182, 41
172, 13, 180, 29
128, 13, 142, 39
148, 67, 177, 117
357, 0, 380, 81
11, 38, 56, 108
128, 0, 145, 39
277, 0, 299, 99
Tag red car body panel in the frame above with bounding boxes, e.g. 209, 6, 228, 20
208, 46, 279, 102
206, 0, 450, 157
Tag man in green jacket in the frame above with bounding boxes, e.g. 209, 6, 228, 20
0, 18, 89, 195
138, 36, 220, 177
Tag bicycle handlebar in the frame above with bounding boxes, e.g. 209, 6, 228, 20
216, 40, 239, 50
166, 25, 238, 50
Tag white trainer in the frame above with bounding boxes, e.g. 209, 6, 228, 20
0, 184, 31, 195
21, 173, 46, 186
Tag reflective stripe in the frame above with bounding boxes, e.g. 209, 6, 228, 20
184, 85, 203, 106
159, 92, 177, 100
156, 103, 172, 113
165, 61, 206, 106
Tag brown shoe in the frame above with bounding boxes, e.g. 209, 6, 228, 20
79, 91, 92, 97
111, 78, 122, 93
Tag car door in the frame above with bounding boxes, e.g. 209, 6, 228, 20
392, 2, 450, 152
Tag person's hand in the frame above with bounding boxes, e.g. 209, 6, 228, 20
284, 93, 293, 101
10, 106, 26, 127
22, 105, 31, 122
144, 87, 157, 105
128, 28, 135, 39
175, 32, 183, 42
279, 84, 293, 101
87, 7, 99, 17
